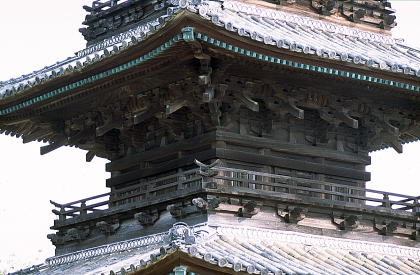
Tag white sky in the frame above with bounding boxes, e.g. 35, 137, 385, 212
0, 0, 419, 272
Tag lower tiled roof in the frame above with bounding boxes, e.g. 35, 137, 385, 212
11, 223, 420, 275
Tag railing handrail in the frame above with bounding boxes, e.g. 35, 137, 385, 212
114, 168, 200, 193
212, 166, 418, 200
51, 165, 419, 224
214, 174, 417, 209
50, 192, 110, 208
52, 201, 109, 216
110, 175, 202, 205
392, 195, 420, 203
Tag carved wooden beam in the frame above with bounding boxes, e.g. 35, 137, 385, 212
319, 108, 340, 127
389, 139, 403, 154
318, 107, 358, 129
96, 117, 123, 137
335, 108, 358, 129
22, 128, 50, 144
132, 107, 162, 125
165, 99, 187, 115
286, 98, 304, 119
86, 151, 96, 162
383, 119, 399, 136
40, 138, 68, 155
236, 82, 259, 112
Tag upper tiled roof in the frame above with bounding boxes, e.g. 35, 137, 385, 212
11, 223, 420, 275
1, 0, 420, 103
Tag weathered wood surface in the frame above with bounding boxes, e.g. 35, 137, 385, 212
51, 165, 419, 228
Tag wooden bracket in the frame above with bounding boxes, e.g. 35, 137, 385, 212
319, 107, 358, 129
40, 138, 68, 155
165, 99, 187, 115
86, 151, 96, 162
335, 108, 358, 129
134, 208, 159, 226
331, 214, 359, 230
237, 82, 259, 112
96, 117, 123, 137
374, 219, 399, 235
132, 107, 162, 125
237, 201, 260, 218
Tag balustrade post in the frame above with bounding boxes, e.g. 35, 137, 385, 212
382, 193, 391, 208
287, 178, 296, 194
178, 171, 186, 191
195, 159, 220, 189
80, 201, 87, 216
145, 184, 150, 200
59, 206, 66, 222
414, 198, 420, 215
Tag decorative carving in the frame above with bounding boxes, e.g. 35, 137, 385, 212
165, 222, 197, 246
238, 201, 260, 218
312, 0, 339, 15
331, 214, 359, 230
235, 82, 259, 112
167, 204, 186, 219
195, 159, 220, 177
49, 227, 90, 244
374, 220, 399, 235
192, 197, 208, 211
47, 233, 64, 245
284, 207, 306, 223
134, 209, 159, 226
208, 198, 220, 210
96, 220, 120, 235
192, 197, 220, 211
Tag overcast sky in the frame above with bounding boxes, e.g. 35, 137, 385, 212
0, 0, 419, 272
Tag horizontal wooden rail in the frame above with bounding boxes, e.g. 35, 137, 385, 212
51, 165, 419, 225
212, 166, 419, 212
215, 166, 418, 200
214, 175, 416, 208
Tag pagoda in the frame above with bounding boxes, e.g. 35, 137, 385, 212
3, 0, 420, 274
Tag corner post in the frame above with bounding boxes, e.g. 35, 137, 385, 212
195, 159, 220, 189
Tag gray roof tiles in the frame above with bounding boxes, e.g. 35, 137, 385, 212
11, 223, 420, 275
1, 0, 420, 103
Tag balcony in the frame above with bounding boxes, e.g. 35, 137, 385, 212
51, 161, 420, 230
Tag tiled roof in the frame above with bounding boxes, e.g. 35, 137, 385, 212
1, 0, 420, 102
11, 223, 420, 275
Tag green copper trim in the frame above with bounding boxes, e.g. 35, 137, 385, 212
181, 27, 195, 42
1, 27, 419, 116
0, 33, 183, 115
195, 32, 420, 93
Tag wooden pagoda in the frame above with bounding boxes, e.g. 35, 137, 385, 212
3, 0, 420, 274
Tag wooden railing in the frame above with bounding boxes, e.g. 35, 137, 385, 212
51, 169, 201, 223
83, 0, 130, 15
51, 165, 419, 224
209, 166, 420, 214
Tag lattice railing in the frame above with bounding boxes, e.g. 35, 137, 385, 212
51, 162, 419, 224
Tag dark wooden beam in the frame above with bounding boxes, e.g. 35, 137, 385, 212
96, 118, 123, 137
86, 151, 96, 162
106, 132, 215, 172
215, 130, 371, 165
40, 138, 68, 155
215, 148, 370, 181
106, 148, 216, 187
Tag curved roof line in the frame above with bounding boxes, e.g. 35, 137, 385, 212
1, 0, 419, 102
